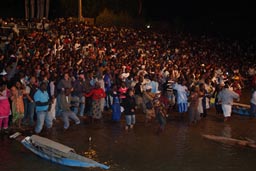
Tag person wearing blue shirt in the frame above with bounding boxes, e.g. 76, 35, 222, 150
34, 82, 52, 134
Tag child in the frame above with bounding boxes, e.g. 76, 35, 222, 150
118, 81, 128, 104
153, 94, 167, 134
110, 85, 121, 122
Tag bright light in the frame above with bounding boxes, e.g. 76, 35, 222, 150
146, 25, 151, 29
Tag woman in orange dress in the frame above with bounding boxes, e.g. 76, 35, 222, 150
10, 84, 24, 129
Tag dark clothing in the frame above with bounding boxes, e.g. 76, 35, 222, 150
154, 102, 167, 130
134, 82, 143, 96
28, 83, 38, 100
188, 92, 200, 123
72, 79, 87, 97
57, 79, 72, 92
123, 95, 136, 115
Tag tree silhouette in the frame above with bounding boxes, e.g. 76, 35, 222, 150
138, 0, 143, 16
24, 0, 50, 19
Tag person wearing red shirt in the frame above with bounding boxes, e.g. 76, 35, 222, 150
85, 82, 106, 122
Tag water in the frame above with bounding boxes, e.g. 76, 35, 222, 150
1, 108, 256, 171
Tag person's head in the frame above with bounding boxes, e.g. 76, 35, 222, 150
97, 73, 103, 80
199, 83, 205, 90
0, 79, 6, 91
127, 88, 134, 97
19, 71, 25, 79
178, 78, 185, 85
15, 81, 22, 89
30, 76, 36, 84
224, 83, 229, 89
139, 76, 144, 83
64, 72, 69, 80
133, 76, 139, 81
111, 84, 117, 91
121, 81, 126, 88
94, 81, 100, 89
78, 73, 85, 81
205, 78, 211, 84
11, 86, 18, 95
65, 88, 71, 95
39, 82, 47, 91
191, 85, 199, 93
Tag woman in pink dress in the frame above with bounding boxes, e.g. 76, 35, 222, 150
0, 82, 11, 131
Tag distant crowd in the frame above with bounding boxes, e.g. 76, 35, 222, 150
0, 18, 256, 134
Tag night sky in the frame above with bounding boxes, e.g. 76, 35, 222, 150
145, 0, 254, 19
0, 0, 255, 38
144, 0, 256, 37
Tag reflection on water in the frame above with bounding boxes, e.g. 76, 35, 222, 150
84, 141, 97, 159
222, 124, 232, 138
174, 124, 189, 161
1, 114, 256, 171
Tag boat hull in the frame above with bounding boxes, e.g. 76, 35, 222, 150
232, 102, 252, 116
232, 107, 251, 116
21, 137, 109, 169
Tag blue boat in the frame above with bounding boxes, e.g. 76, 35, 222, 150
20, 135, 110, 169
232, 102, 251, 116
232, 107, 250, 116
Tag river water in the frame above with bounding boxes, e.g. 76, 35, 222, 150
1, 93, 256, 171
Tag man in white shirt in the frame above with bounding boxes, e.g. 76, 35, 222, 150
250, 87, 256, 117
173, 79, 189, 120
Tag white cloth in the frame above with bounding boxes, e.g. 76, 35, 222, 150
251, 91, 256, 105
198, 97, 203, 114
49, 98, 56, 120
222, 104, 232, 117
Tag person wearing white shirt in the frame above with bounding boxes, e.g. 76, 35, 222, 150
250, 87, 256, 117
217, 84, 239, 121
173, 79, 189, 119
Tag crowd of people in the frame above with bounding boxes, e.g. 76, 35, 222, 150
0, 18, 256, 135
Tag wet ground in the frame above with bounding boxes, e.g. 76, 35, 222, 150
1, 89, 256, 171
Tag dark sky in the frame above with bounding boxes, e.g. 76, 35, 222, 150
144, 0, 256, 37
145, 0, 254, 20
1, 0, 255, 38
1, 0, 254, 20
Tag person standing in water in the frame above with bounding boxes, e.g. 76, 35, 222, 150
123, 89, 136, 130
217, 83, 239, 122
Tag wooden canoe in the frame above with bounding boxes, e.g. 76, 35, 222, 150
202, 134, 256, 149
233, 102, 250, 109
10, 133, 110, 169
